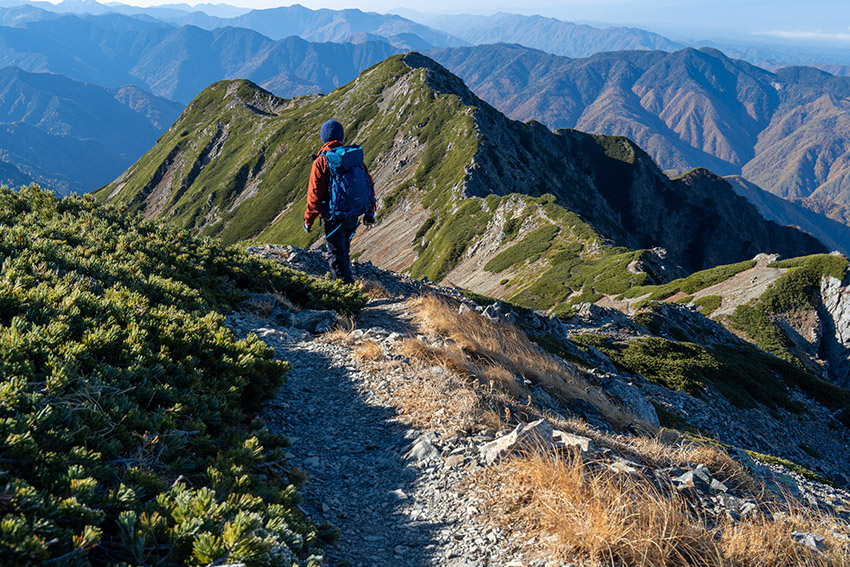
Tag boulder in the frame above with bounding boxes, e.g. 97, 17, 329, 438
553, 430, 596, 455
673, 470, 712, 493
479, 419, 555, 465
604, 380, 660, 428
290, 309, 338, 333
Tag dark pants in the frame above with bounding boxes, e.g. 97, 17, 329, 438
324, 216, 360, 284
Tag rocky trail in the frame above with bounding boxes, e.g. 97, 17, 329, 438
226, 245, 850, 567
228, 299, 523, 567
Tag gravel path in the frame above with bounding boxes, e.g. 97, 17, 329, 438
228, 303, 522, 567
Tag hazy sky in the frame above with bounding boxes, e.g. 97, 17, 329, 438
102, 0, 850, 42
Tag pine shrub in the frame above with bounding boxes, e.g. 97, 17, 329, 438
0, 186, 356, 566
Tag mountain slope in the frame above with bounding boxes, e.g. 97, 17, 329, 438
96, 53, 825, 312
0, 65, 181, 194
0, 185, 361, 565
617, 252, 850, 394
724, 175, 850, 256
429, 44, 850, 205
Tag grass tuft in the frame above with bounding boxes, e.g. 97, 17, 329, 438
491, 450, 850, 567
405, 295, 638, 429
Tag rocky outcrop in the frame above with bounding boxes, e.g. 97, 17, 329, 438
819, 275, 850, 388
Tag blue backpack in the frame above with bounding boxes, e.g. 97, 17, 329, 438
321, 145, 375, 219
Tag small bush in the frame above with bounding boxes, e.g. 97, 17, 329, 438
485, 224, 560, 273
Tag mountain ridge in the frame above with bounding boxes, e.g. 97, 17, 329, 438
96, 52, 826, 313
0, 64, 181, 194
0, 7, 403, 102
428, 44, 850, 206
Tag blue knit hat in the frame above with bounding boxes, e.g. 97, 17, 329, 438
320, 119, 344, 143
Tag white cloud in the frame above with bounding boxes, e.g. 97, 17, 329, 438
755, 30, 850, 42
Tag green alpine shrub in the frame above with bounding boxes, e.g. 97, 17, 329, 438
0, 186, 356, 566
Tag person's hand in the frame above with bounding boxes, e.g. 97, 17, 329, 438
363, 214, 375, 229
303, 222, 312, 233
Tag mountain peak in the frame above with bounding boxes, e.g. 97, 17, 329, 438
402, 52, 482, 107
98, 54, 824, 302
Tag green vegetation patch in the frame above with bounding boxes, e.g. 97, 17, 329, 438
518, 248, 650, 312
571, 335, 711, 396
411, 199, 493, 281
746, 450, 831, 485
693, 294, 722, 316
570, 334, 811, 410
763, 254, 849, 311
484, 224, 560, 273
725, 254, 849, 368
501, 214, 521, 242
573, 326, 850, 419
726, 304, 799, 366
0, 187, 363, 566
594, 134, 636, 164
622, 259, 756, 301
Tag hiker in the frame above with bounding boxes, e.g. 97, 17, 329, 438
303, 119, 376, 285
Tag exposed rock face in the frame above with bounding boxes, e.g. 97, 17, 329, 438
479, 419, 556, 465
819, 276, 850, 388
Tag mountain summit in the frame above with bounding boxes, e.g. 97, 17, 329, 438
97, 52, 825, 311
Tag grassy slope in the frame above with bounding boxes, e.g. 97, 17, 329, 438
96, 56, 477, 248
0, 185, 364, 566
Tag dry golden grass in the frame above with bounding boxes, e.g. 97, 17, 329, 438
318, 314, 358, 345
353, 339, 384, 362
394, 365, 485, 433
359, 279, 392, 300
320, 327, 355, 345
404, 295, 638, 430
240, 295, 276, 317
242, 292, 300, 317
492, 451, 850, 567
620, 436, 758, 493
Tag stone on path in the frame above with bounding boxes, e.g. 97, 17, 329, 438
479, 419, 556, 465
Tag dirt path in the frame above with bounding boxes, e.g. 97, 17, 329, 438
227, 301, 519, 567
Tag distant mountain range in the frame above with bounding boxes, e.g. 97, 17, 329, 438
1, 0, 465, 46
0, 0, 848, 217
11, 0, 850, 67
0, 6, 400, 102
409, 12, 684, 58
429, 44, 850, 206
0, 65, 180, 194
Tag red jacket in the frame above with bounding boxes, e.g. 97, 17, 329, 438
304, 140, 376, 227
